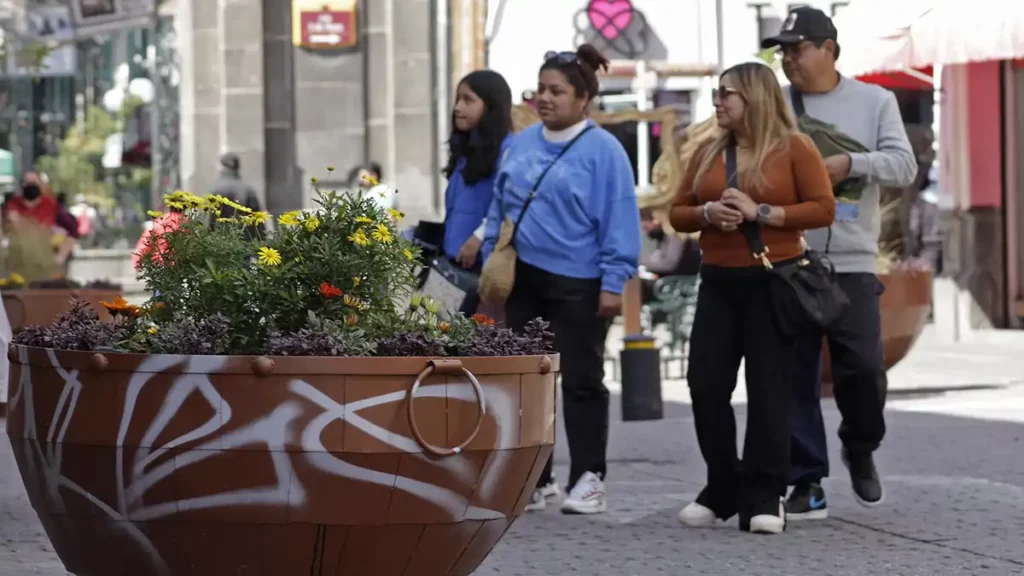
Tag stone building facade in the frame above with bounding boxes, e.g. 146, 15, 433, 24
176, 0, 443, 220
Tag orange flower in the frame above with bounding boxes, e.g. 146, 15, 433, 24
437, 321, 450, 334
471, 314, 495, 326
319, 282, 342, 299
101, 296, 142, 317
346, 315, 359, 326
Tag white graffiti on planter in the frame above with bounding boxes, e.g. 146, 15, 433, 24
8, 349, 525, 574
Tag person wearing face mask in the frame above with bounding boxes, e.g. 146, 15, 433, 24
481, 43, 641, 515
2, 170, 79, 267
671, 62, 834, 534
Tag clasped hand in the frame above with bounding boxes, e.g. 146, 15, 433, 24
706, 188, 757, 231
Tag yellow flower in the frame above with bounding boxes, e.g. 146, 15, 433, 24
327, 166, 335, 172
9, 272, 25, 285
371, 223, 392, 244
216, 217, 237, 223
403, 248, 415, 261
242, 211, 270, 226
147, 210, 163, 218
303, 215, 321, 232
217, 196, 252, 214
277, 211, 302, 227
257, 246, 282, 266
311, 176, 319, 184
167, 201, 185, 211
352, 276, 361, 287
165, 190, 204, 209
388, 208, 404, 221
0, 278, 7, 287
362, 174, 379, 186
147, 326, 159, 335
343, 294, 363, 308
348, 229, 370, 247
355, 216, 373, 224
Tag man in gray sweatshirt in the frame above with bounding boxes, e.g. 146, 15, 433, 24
762, 7, 917, 520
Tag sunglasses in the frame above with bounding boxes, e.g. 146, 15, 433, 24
712, 86, 741, 100
544, 50, 579, 65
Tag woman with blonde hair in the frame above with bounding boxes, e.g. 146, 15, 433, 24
670, 62, 835, 534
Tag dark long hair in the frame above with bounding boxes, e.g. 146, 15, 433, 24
539, 43, 610, 102
443, 70, 512, 185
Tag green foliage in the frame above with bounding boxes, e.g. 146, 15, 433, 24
0, 219, 61, 284
15, 179, 558, 358
133, 184, 421, 354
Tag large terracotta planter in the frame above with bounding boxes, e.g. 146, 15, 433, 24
5, 346, 558, 576
821, 270, 932, 395
2, 289, 120, 332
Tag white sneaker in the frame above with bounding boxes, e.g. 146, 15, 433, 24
749, 499, 786, 534
678, 502, 718, 527
524, 488, 546, 512
539, 481, 561, 500
559, 472, 607, 515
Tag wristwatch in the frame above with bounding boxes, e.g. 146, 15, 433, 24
756, 203, 771, 224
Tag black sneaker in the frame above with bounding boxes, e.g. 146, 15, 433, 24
842, 447, 885, 507
785, 482, 828, 521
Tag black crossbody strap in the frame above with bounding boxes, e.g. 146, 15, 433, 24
510, 125, 595, 244
791, 87, 806, 117
725, 136, 772, 269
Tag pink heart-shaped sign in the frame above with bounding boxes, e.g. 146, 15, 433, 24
587, 0, 633, 41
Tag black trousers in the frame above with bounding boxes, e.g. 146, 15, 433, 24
688, 269, 796, 519
506, 260, 610, 491
789, 273, 887, 486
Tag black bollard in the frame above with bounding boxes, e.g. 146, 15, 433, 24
619, 334, 663, 421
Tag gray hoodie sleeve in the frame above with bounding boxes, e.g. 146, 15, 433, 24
848, 91, 917, 188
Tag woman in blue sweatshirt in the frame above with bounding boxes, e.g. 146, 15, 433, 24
481, 43, 641, 516
441, 70, 514, 315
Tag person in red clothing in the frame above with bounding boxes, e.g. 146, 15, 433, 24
132, 207, 184, 271
670, 62, 835, 535
1, 170, 79, 267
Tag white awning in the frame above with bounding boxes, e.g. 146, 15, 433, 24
835, 0, 1024, 78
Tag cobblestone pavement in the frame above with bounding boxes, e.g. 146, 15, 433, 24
3, 345, 1024, 575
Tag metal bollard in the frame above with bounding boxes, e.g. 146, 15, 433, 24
619, 334, 663, 421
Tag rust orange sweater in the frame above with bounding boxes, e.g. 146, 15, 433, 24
670, 134, 835, 268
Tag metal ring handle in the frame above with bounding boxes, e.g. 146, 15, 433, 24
407, 361, 486, 458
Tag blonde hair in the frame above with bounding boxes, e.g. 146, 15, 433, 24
693, 62, 797, 192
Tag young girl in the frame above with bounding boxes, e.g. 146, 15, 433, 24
442, 70, 514, 315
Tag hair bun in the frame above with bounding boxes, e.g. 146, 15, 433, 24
575, 43, 610, 74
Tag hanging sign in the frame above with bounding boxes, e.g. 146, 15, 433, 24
292, 0, 358, 49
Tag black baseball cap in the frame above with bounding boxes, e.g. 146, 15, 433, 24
760, 6, 838, 48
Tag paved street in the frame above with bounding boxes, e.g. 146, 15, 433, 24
3, 328, 1024, 575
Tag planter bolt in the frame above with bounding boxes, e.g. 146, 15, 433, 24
539, 356, 552, 374
90, 353, 109, 372
252, 356, 275, 376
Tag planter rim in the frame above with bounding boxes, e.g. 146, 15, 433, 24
1, 287, 123, 294
9, 344, 560, 376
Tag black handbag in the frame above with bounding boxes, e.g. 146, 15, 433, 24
724, 142, 849, 336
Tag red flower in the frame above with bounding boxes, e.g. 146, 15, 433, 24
472, 314, 495, 326
319, 282, 342, 299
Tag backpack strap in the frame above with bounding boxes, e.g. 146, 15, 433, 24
791, 87, 806, 118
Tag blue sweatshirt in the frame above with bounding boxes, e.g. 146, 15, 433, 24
443, 135, 514, 261
482, 121, 641, 294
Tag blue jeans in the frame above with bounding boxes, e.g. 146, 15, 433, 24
789, 273, 888, 486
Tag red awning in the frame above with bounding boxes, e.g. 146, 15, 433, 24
856, 66, 934, 91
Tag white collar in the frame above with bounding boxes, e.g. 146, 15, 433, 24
542, 118, 589, 143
